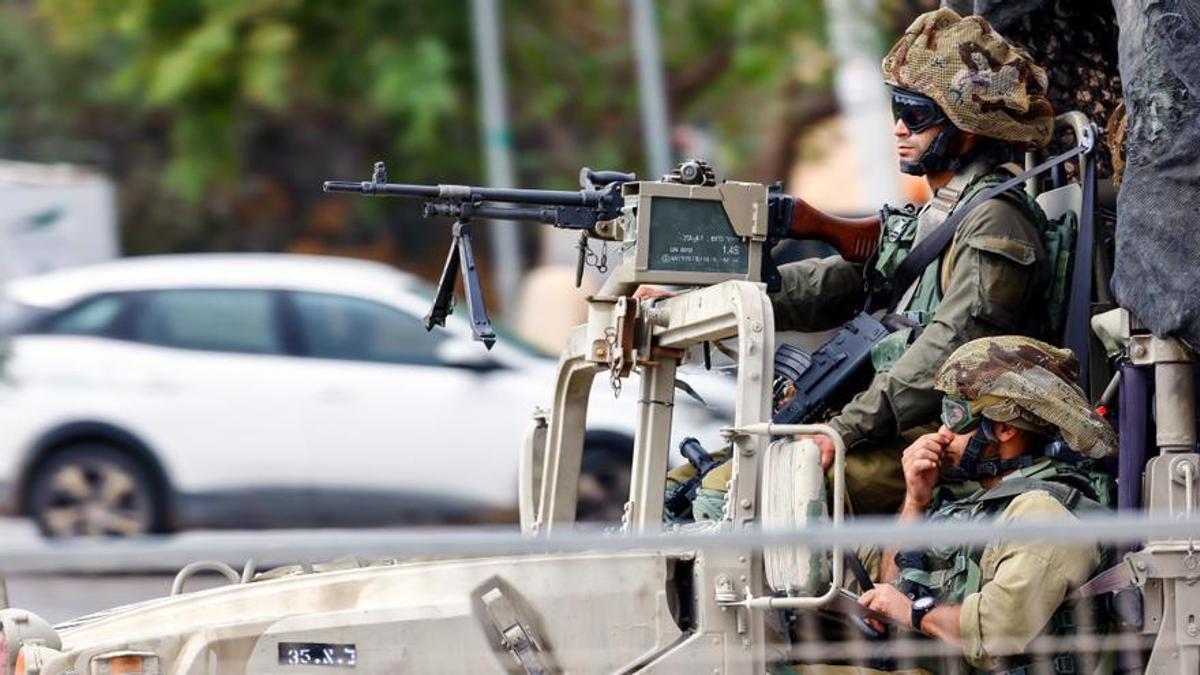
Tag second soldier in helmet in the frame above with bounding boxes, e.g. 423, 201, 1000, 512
854, 335, 1114, 672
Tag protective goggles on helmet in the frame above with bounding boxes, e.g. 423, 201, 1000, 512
940, 396, 981, 434
890, 88, 947, 133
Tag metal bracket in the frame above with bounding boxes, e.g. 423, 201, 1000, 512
610, 296, 638, 379
1129, 334, 1194, 366
481, 586, 552, 674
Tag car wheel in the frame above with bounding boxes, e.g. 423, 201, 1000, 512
577, 444, 633, 523
28, 444, 163, 538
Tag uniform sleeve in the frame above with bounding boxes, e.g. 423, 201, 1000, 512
959, 491, 1101, 670
768, 256, 865, 332
828, 199, 1047, 447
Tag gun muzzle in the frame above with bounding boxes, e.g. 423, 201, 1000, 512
679, 437, 723, 476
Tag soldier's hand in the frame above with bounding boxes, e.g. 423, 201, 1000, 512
632, 285, 675, 302
900, 429, 952, 509
794, 434, 837, 471
859, 584, 914, 630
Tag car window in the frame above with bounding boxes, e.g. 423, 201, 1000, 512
290, 292, 441, 365
42, 294, 126, 336
135, 289, 283, 355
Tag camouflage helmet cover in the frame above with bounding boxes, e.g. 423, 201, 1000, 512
935, 336, 1117, 458
882, 8, 1054, 148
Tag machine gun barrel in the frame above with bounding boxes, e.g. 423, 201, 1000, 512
321, 162, 636, 349
323, 180, 603, 207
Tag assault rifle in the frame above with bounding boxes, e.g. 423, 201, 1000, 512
323, 159, 881, 348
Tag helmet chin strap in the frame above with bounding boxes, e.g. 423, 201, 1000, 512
952, 419, 1035, 479
899, 125, 960, 176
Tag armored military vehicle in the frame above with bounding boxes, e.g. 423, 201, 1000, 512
3, 110, 1198, 670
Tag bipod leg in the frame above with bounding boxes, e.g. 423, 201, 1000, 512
452, 219, 497, 349
423, 231, 462, 331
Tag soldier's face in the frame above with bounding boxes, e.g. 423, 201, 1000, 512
941, 425, 976, 468
893, 119, 944, 164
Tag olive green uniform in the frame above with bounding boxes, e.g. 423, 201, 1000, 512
769, 162, 1051, 514
959, 488, 1099, 670
785, 483, 1101, 675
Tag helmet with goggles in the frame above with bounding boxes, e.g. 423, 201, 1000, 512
934, 336, 1116, 461
882, 8, 1055, 174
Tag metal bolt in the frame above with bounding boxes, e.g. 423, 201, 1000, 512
1136, 560, 1147, 571
740, 499, 752, 509
1189, 624, 1200, 637
751, 320, 763, 333
1132, 343, 1147, 359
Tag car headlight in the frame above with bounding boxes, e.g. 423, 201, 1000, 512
90, 650, 160, 675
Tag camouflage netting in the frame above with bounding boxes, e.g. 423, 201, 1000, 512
1108, 1, 1200, 351
974, 0, 1124, 180
949, 0, 1200, 350
935, 336, 1118, 458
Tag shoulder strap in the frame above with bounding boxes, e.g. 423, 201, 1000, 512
974, 463, 1110, 514
888, 143, 1090, 308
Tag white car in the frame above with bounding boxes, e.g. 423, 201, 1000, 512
0, 254, 734, 536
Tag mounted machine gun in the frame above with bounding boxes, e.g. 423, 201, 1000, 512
323, 159, 880, 349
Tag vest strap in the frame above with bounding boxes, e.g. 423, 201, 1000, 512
888, 143, 1089, 308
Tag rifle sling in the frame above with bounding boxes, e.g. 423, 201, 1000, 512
888, 144, 1089, 309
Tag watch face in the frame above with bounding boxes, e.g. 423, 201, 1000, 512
914, 596, 935, 610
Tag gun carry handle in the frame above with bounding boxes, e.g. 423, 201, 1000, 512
580, 167, 636, 189
785, 197, 881, 263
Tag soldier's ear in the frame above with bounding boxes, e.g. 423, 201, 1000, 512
993, 421, 1021, 443
956, 131, 978, 154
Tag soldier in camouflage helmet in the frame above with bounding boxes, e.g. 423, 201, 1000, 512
856, 336, 1114, 672
764, 7, 1060, 517
658, 8, 1063, 520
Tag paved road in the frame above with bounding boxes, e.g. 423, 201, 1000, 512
1, 518, 239, 622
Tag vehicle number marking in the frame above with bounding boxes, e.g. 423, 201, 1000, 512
277, 642, 357, 667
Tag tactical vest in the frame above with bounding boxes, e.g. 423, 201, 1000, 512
865, 164, 1068, 373
897, 459, 1114, 674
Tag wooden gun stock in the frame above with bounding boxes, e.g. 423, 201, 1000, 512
786, 197, 881, 263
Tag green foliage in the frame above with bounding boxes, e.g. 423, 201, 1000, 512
3, 0, 835, 260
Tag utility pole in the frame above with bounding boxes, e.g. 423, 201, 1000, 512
544, 0, 673, 269
471, 0, 522, 314
630, 0, 672, 181
824, 0, 902, 206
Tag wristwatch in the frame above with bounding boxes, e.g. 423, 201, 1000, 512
911, 595, 936, 632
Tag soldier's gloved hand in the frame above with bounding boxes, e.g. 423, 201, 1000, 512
692, 460, 733, 521
663, 477, 688, 516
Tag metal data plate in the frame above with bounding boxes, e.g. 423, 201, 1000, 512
646, 197, 749, 274
622, 180, 767, 286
